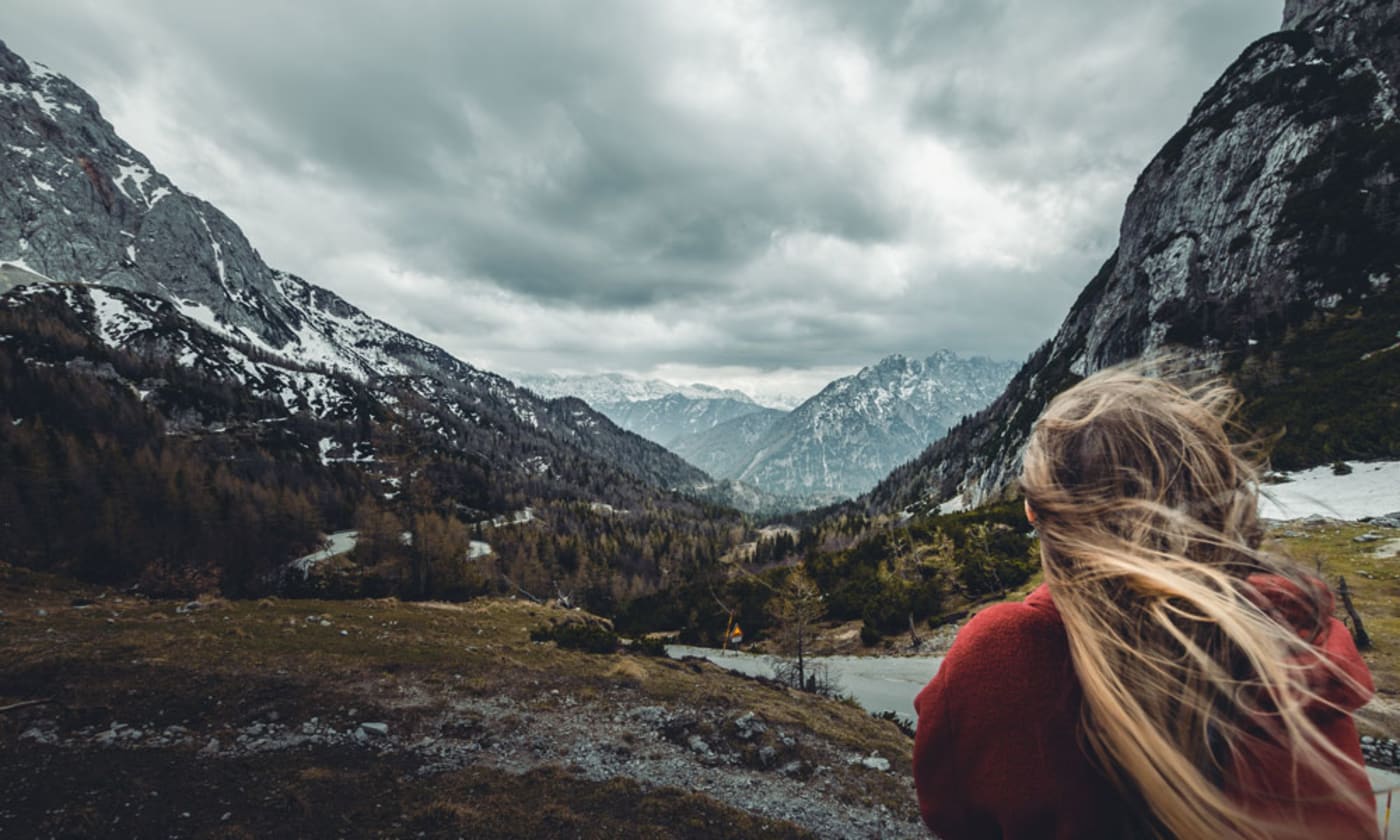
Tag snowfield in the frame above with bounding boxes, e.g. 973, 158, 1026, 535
1259, 461, 1400, 521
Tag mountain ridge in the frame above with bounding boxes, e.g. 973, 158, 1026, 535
515, 372, 763, 408
0, 37, 725, 501
864, 1, 1400, 516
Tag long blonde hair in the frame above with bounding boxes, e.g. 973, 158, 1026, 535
1020, 362, 1372, 839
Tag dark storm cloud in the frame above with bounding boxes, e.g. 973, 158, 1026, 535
0, 0, 1282, 398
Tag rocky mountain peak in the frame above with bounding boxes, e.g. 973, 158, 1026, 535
864, 0, 1400, 515
1283, 0, 1400, 82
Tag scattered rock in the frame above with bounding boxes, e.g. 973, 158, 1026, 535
733, 711, 767, 740
850, 752, 891, 772
1353, 532, 1385, 543
628, 705, 667, 731
359, 722, 389, 738
660, 711, 699, 740
19, 726, 58, 745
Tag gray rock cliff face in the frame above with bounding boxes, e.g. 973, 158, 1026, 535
0, 46, 298, 349
866, 0, 1400, 514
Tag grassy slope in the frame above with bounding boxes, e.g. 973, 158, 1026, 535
0, 564, 917, 839
1272, 522, 1400, 738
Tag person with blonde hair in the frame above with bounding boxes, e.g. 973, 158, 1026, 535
913, 362, 1378, 838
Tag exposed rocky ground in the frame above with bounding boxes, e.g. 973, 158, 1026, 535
0, 565, 922, 839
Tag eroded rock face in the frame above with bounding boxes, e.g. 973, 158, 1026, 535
0, 45, 299, 349
866, 0, 1400, 514
1284, 0, 1400, 82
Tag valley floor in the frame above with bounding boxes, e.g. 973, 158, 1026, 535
0, 565, 920, 839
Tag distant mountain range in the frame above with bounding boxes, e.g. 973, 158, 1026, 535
530, 353, 1017, 502
515, 372, 773, 451
516, 372, 762, 408
5, 0, 1392, 604
683, 352, 1017, 500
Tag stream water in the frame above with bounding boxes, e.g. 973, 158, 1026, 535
665, 644, 944, 721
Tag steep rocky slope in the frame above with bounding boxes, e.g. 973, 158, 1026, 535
0, 39, 720, 502
867, 0, 1400, 515
671, 407, 789, 481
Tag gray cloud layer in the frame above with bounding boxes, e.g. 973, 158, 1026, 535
2, 0, 1281, 399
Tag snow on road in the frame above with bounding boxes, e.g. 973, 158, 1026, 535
290, 530, 359, 577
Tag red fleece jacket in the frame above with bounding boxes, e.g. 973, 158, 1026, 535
912, 583, 1378, 839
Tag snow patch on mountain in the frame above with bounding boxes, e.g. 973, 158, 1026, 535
1260, 462, 1400, 521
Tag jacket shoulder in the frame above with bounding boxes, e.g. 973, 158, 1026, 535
949, 596, 1065, 666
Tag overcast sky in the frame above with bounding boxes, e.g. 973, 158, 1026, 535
3, 0, 1282, 403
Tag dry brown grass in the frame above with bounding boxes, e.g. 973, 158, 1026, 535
0, 561, 913, 801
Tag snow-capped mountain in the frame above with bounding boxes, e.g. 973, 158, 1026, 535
677, 351, 1017, 501
515, 372, 777, 449
0, 40, 720, 508
866, 0, 1400, 515
516, 372, 758, 407
593, 393, 775, 449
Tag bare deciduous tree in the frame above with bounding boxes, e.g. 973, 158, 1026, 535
770, 567, 827, 693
